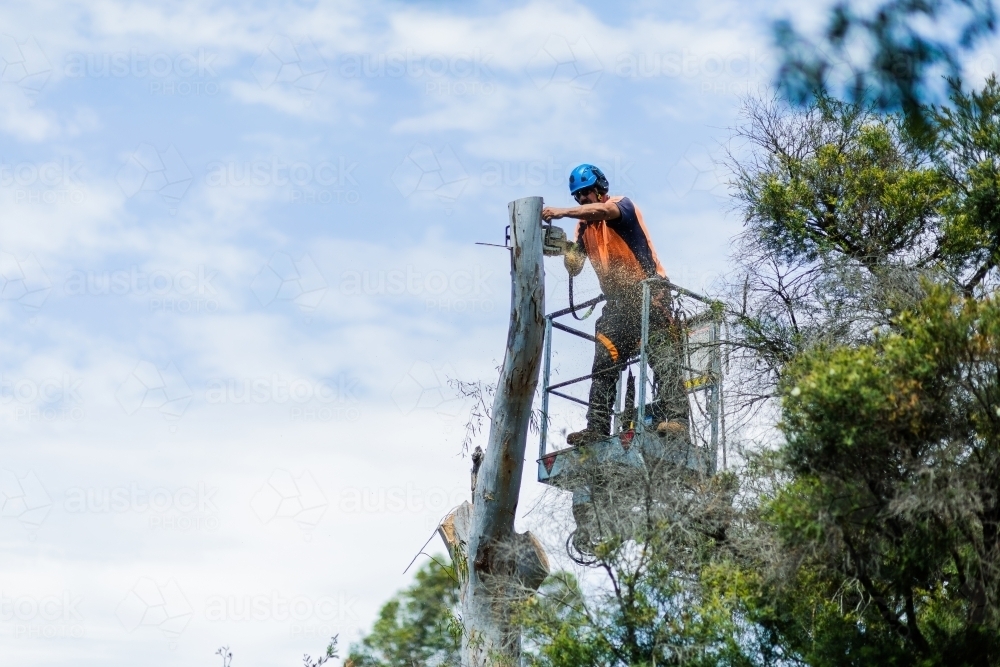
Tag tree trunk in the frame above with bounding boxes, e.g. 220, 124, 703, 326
438, 196, 549, 667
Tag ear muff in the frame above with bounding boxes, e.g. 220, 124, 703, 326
569, 164, 609, 195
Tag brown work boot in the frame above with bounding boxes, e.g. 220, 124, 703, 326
566, 429, 604, 446
656, 420, 688, 438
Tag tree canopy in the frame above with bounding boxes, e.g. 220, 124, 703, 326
347, 557, 461, 667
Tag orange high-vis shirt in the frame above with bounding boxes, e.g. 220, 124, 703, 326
574, 196, 666, 296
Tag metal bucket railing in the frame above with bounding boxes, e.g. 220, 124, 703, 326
538, 278, 723, 479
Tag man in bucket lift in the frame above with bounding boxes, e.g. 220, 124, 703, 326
542, 163, 689, 446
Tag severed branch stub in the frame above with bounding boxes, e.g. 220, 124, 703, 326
438, 196, 549, 667
471, 446, 484, 495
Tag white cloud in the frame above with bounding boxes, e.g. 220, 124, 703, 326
0, 91, 60, 141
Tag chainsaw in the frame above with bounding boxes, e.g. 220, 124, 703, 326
542, 224, 596, 320
542, 224, 573, 257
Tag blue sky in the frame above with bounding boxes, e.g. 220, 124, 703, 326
2, 1, 997, 665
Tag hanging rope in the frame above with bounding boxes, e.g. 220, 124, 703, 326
568, 274, 596, 320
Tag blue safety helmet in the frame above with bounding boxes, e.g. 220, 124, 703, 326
568, 164, 609, 195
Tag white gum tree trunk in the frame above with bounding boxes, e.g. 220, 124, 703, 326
439, 196, 549, 667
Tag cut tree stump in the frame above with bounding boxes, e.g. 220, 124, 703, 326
438, 196, 549, 667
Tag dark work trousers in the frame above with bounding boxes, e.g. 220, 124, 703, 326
585, 288, 690, 435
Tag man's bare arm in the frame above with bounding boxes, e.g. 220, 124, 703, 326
541, 201, 620, 222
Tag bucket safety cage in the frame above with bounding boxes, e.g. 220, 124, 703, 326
537, 278, 724, 488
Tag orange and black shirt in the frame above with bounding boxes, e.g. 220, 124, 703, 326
574, 196, 666, 297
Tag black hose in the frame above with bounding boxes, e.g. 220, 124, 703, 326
568, 274, 596, 320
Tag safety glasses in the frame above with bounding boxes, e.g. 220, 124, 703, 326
573, 188, 594, 204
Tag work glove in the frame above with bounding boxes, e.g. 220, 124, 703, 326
543, 225, 573, 257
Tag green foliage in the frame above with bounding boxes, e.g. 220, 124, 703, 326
728, 80, 1000, 411
347, 557, 460, 667
720, 78, 1000, 666
734, 82, 1000, 280
740, 285, 1000, 665
518, 573, 614, 667
303, 636, 339, 667
739, 98, 944, 266
934, 76, 1000, 288
519, 564, 750, 667
517, 470, 756, 667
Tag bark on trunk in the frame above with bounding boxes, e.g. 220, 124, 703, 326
438, 197, 548, 667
